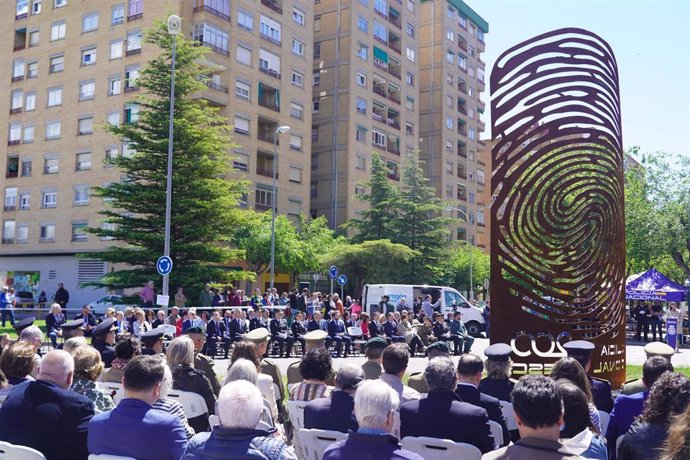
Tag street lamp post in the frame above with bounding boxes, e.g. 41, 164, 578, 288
270, 126, 291, 291
162, 15, 181, 303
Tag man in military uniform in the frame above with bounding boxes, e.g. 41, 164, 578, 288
620, 341, 675, 395
286, 329, 336, 386
361, 337, 388, 380
91, 318, 116, 368
478, 343, 516, 402
186, 325, 221, 396
140, 328, 165, 357
246, 327, 289, 422
407, 341, 450, 393
57, 320, 84, 348
563, 340, 614, 413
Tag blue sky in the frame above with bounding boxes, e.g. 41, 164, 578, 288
475, 0, 690, 158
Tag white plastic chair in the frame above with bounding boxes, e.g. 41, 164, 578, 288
488, 420, 503, 448
0, 442, 46, 460
392, 410, 401, 439
162, 325, 176, 336
287, 400, 307, 431
598, 410, 610, 434
500, 401, 518, 431
347, 327, 366, 355
401, 436, 482, 460
166, 390, 209, 419
298, 429, 347, 460
88, 455, 138, 460
98, 382, 124, 405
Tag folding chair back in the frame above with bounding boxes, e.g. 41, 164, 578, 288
500, 401, 518, 431
488, 420, 503, 448
298, 429, 347, 460
400, 436, 482, 460
0, 441, 46, 460
98, 382, 124, 405
166, 390, 209, 418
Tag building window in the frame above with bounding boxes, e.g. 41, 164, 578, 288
260, 15, 281, 43
29, 29, 39, 46
446, 116, 453, 129
310, 183, 317, 198
47, 87, 62, 107
469, 128, 476, 140
24, 93, 36, 112
79, 81, 96, 101
105, 146, 119, 163
23, 125, 34, 143
356, 97, 367, 114
357, 42, 368, 60
234, 116, 250, 135
125, 67, 140, 91
406, 23, 415, 37
405, 72, 414, 86
193, 23, 230, 55
73, 187, 90, 204
312, 98, 319, 112
292, 38, 305, 56
54, 0, 67, 7
236, 44, 251, 65
16, 0, 29, 18
356, 126, 367, 142
27, 61, 38, 78
235, 80, 250, 100
128, 0, 143, 19
312, 126, 319, 141
81, 47, 97, 66
292, 8, 305, 25
314, 16, 320, 32
107, 111, 121, 127
356, 155, 366, 170
313, 42, 321, 58
313, 73, 320, 86
12, 59, 25, 81
4, 187, 18, 211
291, 71, 304, 88
77, 117, 93, 135
446, 50, 454, 64
11, 90, 23, 113
406, 47, 415, 62
124, 103, 139, 123
406, 0, 415, 12
237, 10, 253, 30
290, 102, 304, 119
110, 40, 123, 59
82, 12, 98, 32
20, 192, 31, 209
255, 186, 274, 209
108, 76, 122, 96
112, 4, 125, 24
2, 221, 16, 244
405, 122, 414, 136
42, 190, 57, 207
9, 124, 21, 144
458, 54, 467, 70
49, 55, 64, 73
51, 20, 66, 41
126, 29, 142, 54
40, 223, 56, 242
43, 157, 58, 174
405, 97, 415, 111
288, 166, 302, 184
32, 0, 42, 15
45, 121, 61, 139
357, 15, 368, 32
289, 134, 302, 151
76, 152, 92, 170
356, 73, 366, 87
72, 222, 88, 242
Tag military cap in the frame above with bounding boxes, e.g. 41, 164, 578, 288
304, 330, 328, 350
140, 328, 165, 343
425, 341, 450, 356
245, 327, 271, 344
61, 319, 84, 331
563, 340, 595, 360
484, 343, 512, 362
364, 337, 388, 350
644, 341, 674, 359
14, 316, 36, 333
185, 325, 206, 336
92, 318, 117, 337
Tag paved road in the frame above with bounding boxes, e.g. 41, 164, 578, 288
213, 338, 690, 379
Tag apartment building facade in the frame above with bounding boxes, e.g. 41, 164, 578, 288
310, 0, 422, 229
1, 0, 313, 306
419, 0, 488, 246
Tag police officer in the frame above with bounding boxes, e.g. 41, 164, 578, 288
245, 327, 287, 405
91, 318, 116, 368
57, 319, 85, 348
620, 341, 675, 395
478, 343, 516, 402
140, 328, 165, 357
185, 325, 221, 396
563, 340, 613, 413
634, 301, 650, 342
407, 341, 451, 393
14, 316, 36, 336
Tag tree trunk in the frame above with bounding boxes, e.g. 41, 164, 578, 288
671, 251, 690, 279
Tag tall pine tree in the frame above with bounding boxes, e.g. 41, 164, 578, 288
345, 152, 399, 242
83, 19, 249, 292
392, 148, 452, 280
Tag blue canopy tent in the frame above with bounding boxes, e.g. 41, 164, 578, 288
625, 268, 689, 302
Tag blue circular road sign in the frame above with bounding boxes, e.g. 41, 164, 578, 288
157, 256, 173, 276
337, 274, 347, 286
329, 265, 339, 280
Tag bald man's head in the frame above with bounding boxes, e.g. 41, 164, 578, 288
335, 362, 365, 393
38, 350, 74, 389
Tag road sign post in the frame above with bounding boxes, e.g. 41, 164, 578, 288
337, 274, 347, 300
329, 265, 338, 295
157, 256, 173, 276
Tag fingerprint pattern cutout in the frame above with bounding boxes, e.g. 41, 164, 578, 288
489, 28, 625, 341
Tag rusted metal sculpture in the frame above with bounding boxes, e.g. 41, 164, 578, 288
489, 28, 626, 387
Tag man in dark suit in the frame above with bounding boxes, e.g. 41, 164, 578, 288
327, 311, 351, 358
227, 309, 246, 356
304, 363, 364, 432
605, 356, 673, 459
400, 356, 495, 453
563, 340, 614, 413
88, 355, 187, 459
456, 354, 510, 447
74, 304, 97, 337
206, 310, 228, 358
383, 312, 406, 344
0, 350, 95, 460
269, 310, 294, 358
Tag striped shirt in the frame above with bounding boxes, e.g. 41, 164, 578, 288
289, 381, 332, 401
153, 398, 196, 439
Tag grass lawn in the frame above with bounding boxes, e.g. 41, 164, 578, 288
1, 320, 47, 339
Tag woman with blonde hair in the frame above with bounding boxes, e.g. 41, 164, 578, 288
70, 346, 115, 412
132, 308, 151, 338
0, 341, 34, 396
226, 342, 278, 419
661, 402, 690, 460
167, 335, 216, 432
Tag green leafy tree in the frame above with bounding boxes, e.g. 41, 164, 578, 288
345, 152, 399, 241
289, 216, 343, 285
83, 19, 249, 293
391, 148, 453, 281
434, 243, 489, 295
319, 240, 420, 296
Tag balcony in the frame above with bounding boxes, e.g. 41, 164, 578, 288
257, 117, 279, 143
457, 168, 467, 180
258, 83, 280, 112
387, 87, 401, 105
256, 168, 277, 178
373, 84, 386, 98
206, 80, 229, 93
457, 190, 467, 201
389, 33, 401, 54
198, 41, 229, 57
478, 99, 485, 111
458, 36, 468, 52
6, 158, 19, 177
261, 0, 283, 14
374, 7, 388, 19
387, 172, 400, 181
260, 32, 281, 47
194, 3, 231, 22
387, 136, 400, 155
256, 151, 277, 178
458, 79, 468, 94
10, 108, 22, 115
259, 66, 281, 79
458, 142, 467, 158
372, 112, 385, 124
386, 110, 400, 130
256, 203, 271, 212
388, 8, 401, 29
373, 58, 387, 71
457, 123, 467, 137
457, 100, 467, 115
7, 139, 21, 146
388, 64, 401, 79
125, 48, 142, 56
11, 75, 24, 82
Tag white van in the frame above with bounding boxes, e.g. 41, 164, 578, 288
362, 284, 486, 337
